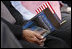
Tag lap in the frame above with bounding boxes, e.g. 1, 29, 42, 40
49, 12, 71, 47
44, 35, 69, 48
19, 39, 43, 48
18, 35, 70, 48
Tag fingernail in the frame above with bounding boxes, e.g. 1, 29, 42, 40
41, 36, 44, 38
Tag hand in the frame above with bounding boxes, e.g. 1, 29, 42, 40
22, 29, 46, 46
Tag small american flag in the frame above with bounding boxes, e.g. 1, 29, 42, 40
35, 1, 54, 14
21, 1, 62, 20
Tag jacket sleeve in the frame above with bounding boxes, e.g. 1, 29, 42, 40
2, 1, 27, 26
1, 18, 23, 40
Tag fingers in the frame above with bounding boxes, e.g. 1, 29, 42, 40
23, 29, 46, 46
33, 35, 46, 45
42, 38, 46, 42
39, 42, 44, 47
32, 37, 42, 45
39, 38, 46, 47
34, 33, 43, 40
28, 35, 46, 46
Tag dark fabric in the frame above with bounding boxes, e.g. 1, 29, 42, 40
1, 20, 22, 48
62, 1, 71, 7
1, 1, 16, 24
2, 1, 27, 26
1, 18, 23, 40
19, 40, 44, 48
44, 35, 69, 48
49, 12, 71, 47
1, 1, 71, 48
18, 35, 69, 48
1, 18, 69, 48
1, 17, 70, 48
1, 19, 42, 48
1, 1, 23, 40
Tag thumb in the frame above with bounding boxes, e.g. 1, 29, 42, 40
35, 33, 43, 40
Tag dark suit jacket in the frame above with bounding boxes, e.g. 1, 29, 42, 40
2, 1, 28, 40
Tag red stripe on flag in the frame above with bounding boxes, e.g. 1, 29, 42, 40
46, 2, 54, 14
45, 2, 51, 9
42, 5, 45, 10
45, 2, 48, 8
45, 2, 51, 11
41, 6, 43, 11
39, 7, 41, 12
39, 7, 42, 12
43, 4, 46, 9
45, 3, 47, 8
35, 10, 38, 14
36, 9, 39, 14
37, 8, 40, 13
41, 5, 44, 10
47, 1, 55, 13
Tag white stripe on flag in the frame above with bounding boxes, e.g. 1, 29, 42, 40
39, 7, 42, 12
46, 2, 54, 14
35, 2, 54, 14
41, 6, 44, 11
44, 3, 47, 8
42, 4, 45, 9
38, 8, 40, 13
39, 7, 41, 12
35, 9, 38, 14
36, 9, 39, 14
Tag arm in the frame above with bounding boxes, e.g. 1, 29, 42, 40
2, 1, 26, 26
2, 1, 46, 46
2, 18, 45, 46
1, 18, 23, 40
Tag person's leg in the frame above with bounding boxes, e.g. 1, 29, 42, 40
19, 39, 44, 48
1, 19, 44, 48
44, 35, 70, 48
49, 9, 71, 47
1, 21, 22, 48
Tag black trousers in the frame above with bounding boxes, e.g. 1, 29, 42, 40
1, 18, 70, 48
19, 35, 69, 48
49, 12, 71, 47
1, 12, 71, 48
